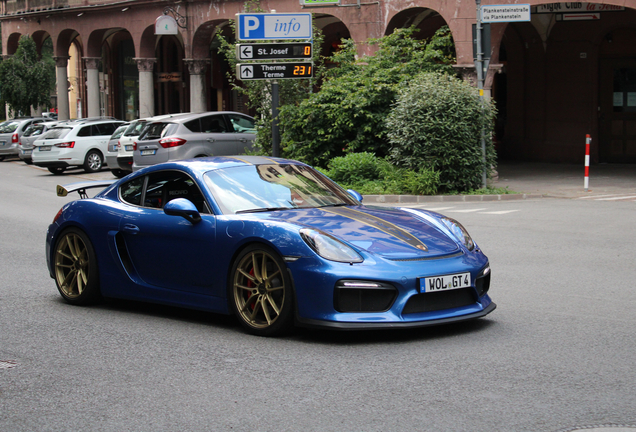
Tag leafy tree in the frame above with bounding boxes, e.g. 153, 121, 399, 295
217, 0, 325, 155
386, 72, 497, 193
279, 26, 455, 167
0, 35, 55, 116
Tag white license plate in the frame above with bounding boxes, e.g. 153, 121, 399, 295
23, 150, 32, 155
141, 149, 156, 156
420, 272, 471, 293
0, 141, 5, 146
39, 146, 52, 152
125, 145, 134, 151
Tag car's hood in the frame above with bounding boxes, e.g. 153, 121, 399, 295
254, 206, 460, 259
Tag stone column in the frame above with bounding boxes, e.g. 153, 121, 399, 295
185, 59, 209, 113
134, 58, 156, 118
54, 56, 70, 120
84, 57, 101, 118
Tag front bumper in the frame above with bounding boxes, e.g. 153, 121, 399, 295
296, 302, 496, 329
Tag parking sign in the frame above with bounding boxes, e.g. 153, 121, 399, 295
236, 13, 312, 41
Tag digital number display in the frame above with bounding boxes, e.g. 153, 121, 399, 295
292, 65, 312, 76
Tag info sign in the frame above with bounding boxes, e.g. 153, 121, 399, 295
236, 43, 312, 61
236, 13, 312, 41
481, 4, 531, 22
237, 63, 314, 80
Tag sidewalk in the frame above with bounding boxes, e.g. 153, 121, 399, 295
363, 162, 636, 203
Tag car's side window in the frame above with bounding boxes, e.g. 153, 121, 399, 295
120, 176, 146, 206
146, 171, 208, 213
200, 115, 229, 133
94, 123, 117, 136
226, 114, 256, 133
184, 119, 201, 133
77, 126, 92, 137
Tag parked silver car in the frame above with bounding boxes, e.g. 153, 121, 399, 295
19, 121, 61, 164
0, 117, 45, 161
132, 111, 256, 171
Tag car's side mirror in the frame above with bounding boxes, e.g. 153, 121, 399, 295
163, 198, 202, 224
347, 189, 363, 203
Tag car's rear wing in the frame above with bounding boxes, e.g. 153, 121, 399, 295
56, 180, 116, 199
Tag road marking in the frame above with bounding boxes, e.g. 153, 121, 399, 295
479, 210, 521, 215
596, 195, 636, 201
577, 194, 623, 199
446, 208, 488, 213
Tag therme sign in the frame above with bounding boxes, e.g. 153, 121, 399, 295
236, 13, 312, 40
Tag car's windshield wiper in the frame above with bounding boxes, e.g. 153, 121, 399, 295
236, 206, 293, 214
319, 203, 349, 208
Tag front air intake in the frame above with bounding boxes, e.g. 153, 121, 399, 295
334, 280, 397, 312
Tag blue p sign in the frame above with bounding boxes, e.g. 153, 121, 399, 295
237, 13, 312, 40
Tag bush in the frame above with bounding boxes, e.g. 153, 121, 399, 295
386, 72, 496, 193
323, 152, 439, 195
279, 27, 456, 167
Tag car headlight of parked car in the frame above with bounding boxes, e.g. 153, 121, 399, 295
300, 228, 364, 263
441, 217, 475, 251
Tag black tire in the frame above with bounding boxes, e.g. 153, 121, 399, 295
48, 167, 66, 175
0, 156, 5, 161
229, 244, 294, 336
111, 169, 127, 179
53, 227, 101, 305
83, 150, 103, 173
24, 159, 33, 165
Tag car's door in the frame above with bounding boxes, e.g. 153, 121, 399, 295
118, 170, 221, 296
185, 115, 237, 155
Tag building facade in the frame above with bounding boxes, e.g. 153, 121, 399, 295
2, 0, 636, 164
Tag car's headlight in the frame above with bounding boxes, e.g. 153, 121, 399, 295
300, 228, 363, 263
441, 217, 475, 251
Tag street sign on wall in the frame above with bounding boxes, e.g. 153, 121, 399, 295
481, 4, 531, 22
236, 43, 312, 61
237, 63, 314, 80
236, 13, 312, 41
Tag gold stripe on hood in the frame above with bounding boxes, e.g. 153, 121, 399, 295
322, 207, 428, 251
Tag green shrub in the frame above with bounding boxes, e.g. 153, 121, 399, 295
386, 72, 496, 193
322, 152, 439, 195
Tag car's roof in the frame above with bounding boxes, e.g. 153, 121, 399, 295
134, 156, 305, 177
147, 111, 254, 124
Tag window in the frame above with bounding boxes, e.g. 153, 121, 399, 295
76, 126, 92, 137
94, 123, 117, 136
120, 171, 208, 213
200, 115, 228, 133
139, 123, 176, 140
120, 176, 145, 206
184, 119, 201, 133
226, 114, 256, 133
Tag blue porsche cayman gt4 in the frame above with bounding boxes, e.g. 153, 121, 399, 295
46, 156, 495, 336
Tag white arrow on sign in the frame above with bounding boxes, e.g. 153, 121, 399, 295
241, 46, 253, 59
241, 66, 254, 79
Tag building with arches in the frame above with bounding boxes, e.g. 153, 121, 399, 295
2, 0, 636, 164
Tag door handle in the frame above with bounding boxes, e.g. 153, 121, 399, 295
239, 138, 247, 142
207, 138, 215, 143
122, 224, 140, 234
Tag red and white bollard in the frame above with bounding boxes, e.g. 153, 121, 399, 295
584, 134, 591, 192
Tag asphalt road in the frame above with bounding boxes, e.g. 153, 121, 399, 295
1, 160, 635, 432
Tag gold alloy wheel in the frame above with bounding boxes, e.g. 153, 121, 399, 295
55, 232, 90, 299
233, 250, 286, 329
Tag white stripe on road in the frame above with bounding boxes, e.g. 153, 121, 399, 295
596, 195, 636, 201
447, 208, 488, 213
478, 210, 521, 215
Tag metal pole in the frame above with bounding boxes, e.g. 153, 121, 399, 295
475, 0, 487, 189
272, 81, 280, 157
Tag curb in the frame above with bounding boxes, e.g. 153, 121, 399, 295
362, 193, 543, 203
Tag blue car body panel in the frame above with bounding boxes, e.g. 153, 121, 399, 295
46, 156, 495, 329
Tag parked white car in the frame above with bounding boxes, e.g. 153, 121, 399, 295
116, 114, 190, 176
105, 123, 130, 178
32, 118, 125, 174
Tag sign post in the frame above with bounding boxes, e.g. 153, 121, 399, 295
235, 12, 313, 157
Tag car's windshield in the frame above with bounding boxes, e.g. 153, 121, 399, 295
41, 127, 72, 140
23, 125, 44, 137
124, 120, 148, 137
138, 122, 176, 140
203, 164, 358, 214
0, 121, 20, 133
111, 125, 128, 140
